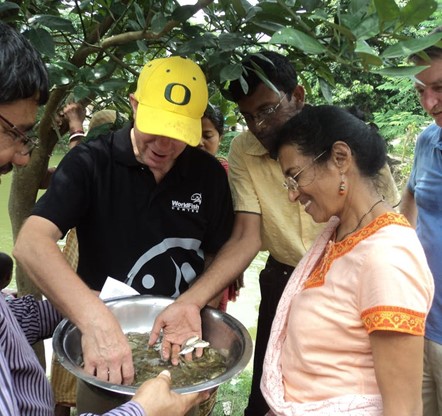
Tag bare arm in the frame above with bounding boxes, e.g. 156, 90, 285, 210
203, 253, 223, 308
370, 331, 423, 416
179, 212, 261, 307
399, 187, 417, 228
149, 212, 262, 363
63, 103, 86, 149
13, 215, 134, 385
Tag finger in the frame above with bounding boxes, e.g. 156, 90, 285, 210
157, 369, 172, 383
193, 346, 204, 359
96, 364, 111, 382
181, 350, 194, 362
182, 391, 208, 410
83, 360, 97, 377
199, 390, 211, 402
170, 343, 182, 366
108, 367, 122, 384
121, 359, 135, 385
148, 321, 162, 346
161, 339, 172, 361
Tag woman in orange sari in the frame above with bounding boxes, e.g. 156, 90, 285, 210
261, 105, 434, 415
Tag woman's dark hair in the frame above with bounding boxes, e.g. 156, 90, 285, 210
203, 105, 224, 136
0, 252, 13, 289
0, 21, 49, 105
271, 105, 387, 178
228, 50, 298, 102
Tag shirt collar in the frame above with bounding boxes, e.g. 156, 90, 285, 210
244, 130, 269, 157
113, 123, 140, 167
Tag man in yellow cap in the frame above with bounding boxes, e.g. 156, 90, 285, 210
14, 56, 234, 395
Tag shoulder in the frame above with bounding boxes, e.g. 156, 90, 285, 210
361, 220, 430, 278
417, 123, 441, 146
69, 126, 132, 168
230, 131, 256, 150
184, 147, 227, 176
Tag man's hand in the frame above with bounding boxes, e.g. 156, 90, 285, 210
81, 313, 135, 385
132, 370, 209, 416
62, 102, 86, 128
149, 302, 202, 365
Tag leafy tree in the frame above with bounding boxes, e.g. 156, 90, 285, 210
1, 0, 441, 298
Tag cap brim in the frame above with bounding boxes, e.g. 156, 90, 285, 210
135, 103, 201, 147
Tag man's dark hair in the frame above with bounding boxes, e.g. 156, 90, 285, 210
228, 51, 298, 103
409, 26, 442, 63
0, 21, 49, 105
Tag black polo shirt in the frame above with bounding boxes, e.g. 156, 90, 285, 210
33, 123, 234, 297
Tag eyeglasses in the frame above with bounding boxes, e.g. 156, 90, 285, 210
0, 113, 38, 156
283, 150, 326, 192
241, 94, 286, 127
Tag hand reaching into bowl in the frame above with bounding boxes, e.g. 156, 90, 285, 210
132, 370, 209, 415
149, 301, 203, 365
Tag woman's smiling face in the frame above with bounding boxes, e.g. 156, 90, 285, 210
278, 143, 340, 224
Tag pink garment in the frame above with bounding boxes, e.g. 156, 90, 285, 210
261, 213, 434, 415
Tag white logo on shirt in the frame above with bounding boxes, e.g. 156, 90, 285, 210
171, 193, 202, 213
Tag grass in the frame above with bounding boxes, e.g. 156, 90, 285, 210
212, 370, 252, 416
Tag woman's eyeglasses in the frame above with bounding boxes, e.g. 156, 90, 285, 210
283, 150, 326, 192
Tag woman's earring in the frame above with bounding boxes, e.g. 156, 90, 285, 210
339, 172, 346, 195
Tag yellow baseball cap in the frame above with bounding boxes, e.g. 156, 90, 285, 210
133, 56, 208, 147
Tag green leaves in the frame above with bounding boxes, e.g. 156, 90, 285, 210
373, 0, 400, 23
218, 33, 245, 51
72, 85, 90, 101
98, 79, 129, 92
219, 64, 243, 83
30, 15, 75, 33
0, 1, 19, 13
5, 0, 441, 134
172, 5, 197, 22
372, 65, 430, 77
151, 12, 168, 34
26, 28, 55, 57
269, 27, 327, 54
382, 32, 442, 59
401, 0, 438, 27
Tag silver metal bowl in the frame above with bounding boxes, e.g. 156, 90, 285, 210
53, 295, 253, 397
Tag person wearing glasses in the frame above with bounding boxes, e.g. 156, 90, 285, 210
0, 21, 207, 416
149, 50, 400, 415
260, 104, 433, 415
0, 31, 41, 176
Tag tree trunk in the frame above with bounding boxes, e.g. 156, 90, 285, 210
8, 89, 66, 365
